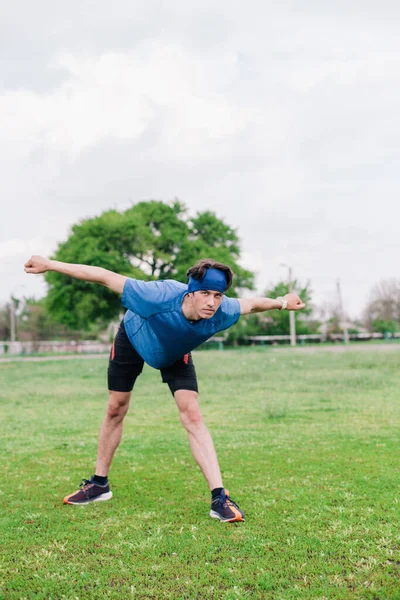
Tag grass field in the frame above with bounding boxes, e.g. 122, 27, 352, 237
1, 349, 400, 599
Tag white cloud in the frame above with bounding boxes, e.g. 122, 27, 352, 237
1, 2, 400, 320
0, 45, 253, 162
0, 240, 27, 258
0, 238, 52, 303
0, 238, 50, 259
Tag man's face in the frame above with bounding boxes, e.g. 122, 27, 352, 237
191, 290, 223, 319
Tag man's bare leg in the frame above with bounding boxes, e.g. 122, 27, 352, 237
174, 389, 244, 521
95, 390, 131, 476
63, 390, 131, 505
174, 389, 223, 490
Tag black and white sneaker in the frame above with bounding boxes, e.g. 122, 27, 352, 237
63, 477, 112, 505
210, 489, 245, 522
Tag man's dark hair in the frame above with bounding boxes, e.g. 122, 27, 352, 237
186, 259, 234, 290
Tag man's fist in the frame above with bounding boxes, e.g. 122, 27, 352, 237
24, 255, 51, 274
283, 293, 305, 311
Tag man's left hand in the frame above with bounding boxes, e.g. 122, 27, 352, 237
283, 293, 305, 310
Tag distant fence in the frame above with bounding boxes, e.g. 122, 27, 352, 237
0, 338, 226, 356
202, 332, 400, 350
245, 332, 400, 345
0, 332, 399, 356
0, 341, 111, 356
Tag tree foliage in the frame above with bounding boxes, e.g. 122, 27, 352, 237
225, 280, 318, 344
257, 281, 317, 336
363, 279, 400, 331
45, 200, 254, 329
371, 320, 400, 334
17, 298, 87, 341
0, 302, 11, 341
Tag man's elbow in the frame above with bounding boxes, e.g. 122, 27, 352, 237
245, 300, 259, 314
105, 273, 127, 295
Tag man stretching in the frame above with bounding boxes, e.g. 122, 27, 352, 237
24, 255, 305, 522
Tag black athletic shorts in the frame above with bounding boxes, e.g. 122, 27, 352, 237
107, 320, 198, 396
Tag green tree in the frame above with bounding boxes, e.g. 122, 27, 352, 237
0, 303, 11, 340
45, 200, 254, 329
261, 281, 317, 335
224, 280, 319, 345
371, 320, 400, 334
363, 279, 400, 331
17, 298, 87, 341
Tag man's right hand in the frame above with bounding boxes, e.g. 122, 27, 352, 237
24, 255, 51, 274
24, 256, 127, 293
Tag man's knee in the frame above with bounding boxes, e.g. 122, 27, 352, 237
176, 391, 204, 429
106, 390, 131, 420
180, 408, 204, 429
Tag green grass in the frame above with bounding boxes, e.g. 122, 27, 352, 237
1, 350, 400, 599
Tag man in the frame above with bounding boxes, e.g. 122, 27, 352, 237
24, 255, 305, 522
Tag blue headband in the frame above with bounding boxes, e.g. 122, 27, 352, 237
187, 268, 228, 294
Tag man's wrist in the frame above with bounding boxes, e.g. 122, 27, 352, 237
276, 296, 288, 310
47, 259, 57, 272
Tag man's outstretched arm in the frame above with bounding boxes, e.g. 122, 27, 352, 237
238, 293, 305, 315
24, 255, 127, 294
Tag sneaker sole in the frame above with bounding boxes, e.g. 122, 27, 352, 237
64, 491, 113, 505
209, 509, 245, 523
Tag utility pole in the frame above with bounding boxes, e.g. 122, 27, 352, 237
9, 287, 24, 344
10, 296, 16, 342
280, 264, 296, 347
288, 267, 296, 347
336, 279, 349, 344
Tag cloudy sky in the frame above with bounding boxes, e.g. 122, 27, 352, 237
1, 0, 399, 319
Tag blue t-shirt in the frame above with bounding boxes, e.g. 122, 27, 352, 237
121, 278, 240, 369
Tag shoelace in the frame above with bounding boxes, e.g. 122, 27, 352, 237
79, 478, 93, 491
225, 494, 241, 510
215, 490, 240, 510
